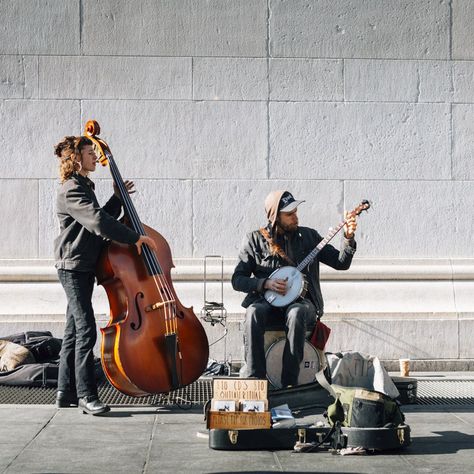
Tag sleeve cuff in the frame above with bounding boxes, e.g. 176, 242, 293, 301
256, 278, 267, 293
344, 237, 357, 254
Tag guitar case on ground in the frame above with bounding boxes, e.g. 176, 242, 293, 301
209, 423, 410, 451
209, 424, 345, 451
342, 424, 411, 450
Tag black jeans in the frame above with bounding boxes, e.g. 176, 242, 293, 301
241, 297, 317, 387
57, 269, 97, 398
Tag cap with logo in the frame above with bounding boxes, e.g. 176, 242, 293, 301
278, 191, 305, 213
264, 190, 306, 231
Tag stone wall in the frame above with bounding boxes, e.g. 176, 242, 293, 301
1, 0, 473, 365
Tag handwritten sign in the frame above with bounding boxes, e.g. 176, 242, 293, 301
212, 378, 267, 401
208, 411, 271, 430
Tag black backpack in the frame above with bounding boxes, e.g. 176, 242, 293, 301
0, 331, 105, 388
2, 331, 62, 363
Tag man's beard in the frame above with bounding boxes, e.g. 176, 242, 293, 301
276, 221, 298, 234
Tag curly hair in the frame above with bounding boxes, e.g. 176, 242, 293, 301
54, 136, 93, 182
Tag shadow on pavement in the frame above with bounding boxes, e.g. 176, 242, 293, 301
407, 431, 474, 454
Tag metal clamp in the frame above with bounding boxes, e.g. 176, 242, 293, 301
228, 430, 239, 445
298, 428, 307, 444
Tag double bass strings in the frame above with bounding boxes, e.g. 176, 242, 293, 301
107, 152, 177, 335
106, 149, 178, 335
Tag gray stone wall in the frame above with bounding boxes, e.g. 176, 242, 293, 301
1, 0, 473, 260
1, 0, 474, 364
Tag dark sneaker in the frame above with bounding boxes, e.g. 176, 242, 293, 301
56, 390, 78, 408
78, 395, 110, 416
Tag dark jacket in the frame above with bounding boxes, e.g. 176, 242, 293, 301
231, 225, 356, 316
54, 173, 140, 272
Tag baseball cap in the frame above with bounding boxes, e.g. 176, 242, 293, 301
278, 191, 305, 213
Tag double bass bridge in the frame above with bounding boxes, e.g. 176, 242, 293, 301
145, 299, 176, 313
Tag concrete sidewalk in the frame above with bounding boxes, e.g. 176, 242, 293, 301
0, 402, 473, 473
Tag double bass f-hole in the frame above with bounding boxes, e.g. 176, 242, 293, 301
131, 292, 144, 331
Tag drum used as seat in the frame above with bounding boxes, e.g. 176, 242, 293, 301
263, 314, 323, 389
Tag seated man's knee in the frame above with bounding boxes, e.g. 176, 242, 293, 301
244, 303, 268, 332
286, 304, 307, 324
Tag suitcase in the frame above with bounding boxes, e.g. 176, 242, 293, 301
391, 376, 418, 404
268, 382, 332, 412
209, 424, 344, 451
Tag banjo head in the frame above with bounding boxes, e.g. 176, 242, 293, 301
264, 266, 306, 307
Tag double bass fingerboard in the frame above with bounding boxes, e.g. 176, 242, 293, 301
104, 148, 162, 277
296, 220, 347, 271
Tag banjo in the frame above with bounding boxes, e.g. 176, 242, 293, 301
264, 200, 370, 307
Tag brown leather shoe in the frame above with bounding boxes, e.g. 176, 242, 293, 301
78, 395, 110, 415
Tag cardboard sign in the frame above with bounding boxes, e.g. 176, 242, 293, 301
212, 378, 267, 401
207, 411, 271, 430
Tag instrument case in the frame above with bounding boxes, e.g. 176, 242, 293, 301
209, 424, 411, 451
268, 382, 332, 412
343, 424, 411, 450
391, 376, 418, 404
209, 425, 343, 451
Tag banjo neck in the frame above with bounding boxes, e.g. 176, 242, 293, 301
296, 220, 347, 271
295, 199, 371, 271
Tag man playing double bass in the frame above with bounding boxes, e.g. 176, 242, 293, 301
231, 190, 358, 387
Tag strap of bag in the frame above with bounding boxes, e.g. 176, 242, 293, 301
315, 369, 338, 399
259, 227, 295, 266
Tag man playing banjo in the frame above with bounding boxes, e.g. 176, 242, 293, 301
232, 190, 358, 387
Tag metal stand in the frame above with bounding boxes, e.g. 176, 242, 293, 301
200, 256, 231, 374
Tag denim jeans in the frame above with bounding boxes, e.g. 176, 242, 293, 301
57, 269, 97, 398
241, 297, 317, 387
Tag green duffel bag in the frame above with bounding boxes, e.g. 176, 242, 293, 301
316, 370, 405, 428
326, 386, 405, 428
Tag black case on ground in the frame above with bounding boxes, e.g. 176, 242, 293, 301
391, 376, 418, 404
267, 376, 417, 411
209, 424, 411, 451
268, 382, 332, 411
343, 424, 411, 450
209, 425, 340, 451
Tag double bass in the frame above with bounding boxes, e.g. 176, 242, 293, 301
84, 120, 209, 396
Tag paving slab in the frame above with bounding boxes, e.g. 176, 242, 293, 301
0, 404, 473, 473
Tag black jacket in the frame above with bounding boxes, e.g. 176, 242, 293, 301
54, 173, 140, 272
231, 225, 356, 316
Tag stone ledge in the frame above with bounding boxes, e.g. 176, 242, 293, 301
1, 258, 474, 282
1, 258, 473, 365
383, 360, 474, 372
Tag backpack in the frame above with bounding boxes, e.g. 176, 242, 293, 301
1, 331, 62, 363
316, 370, 405, 428
326, 386, 405, 428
